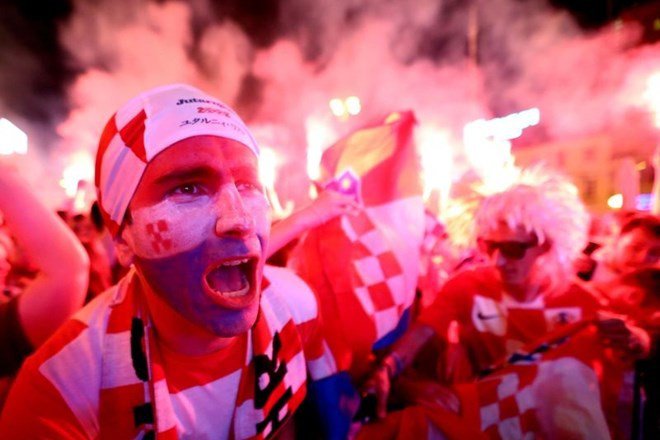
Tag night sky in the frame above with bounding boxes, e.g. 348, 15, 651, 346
0, 0, 659, 210
0, 0, 657, 124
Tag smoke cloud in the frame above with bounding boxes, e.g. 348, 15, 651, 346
2, 0, 659, 209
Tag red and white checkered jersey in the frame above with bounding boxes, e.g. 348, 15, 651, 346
418, 266, 602, 376
453, 324, 610, 440
0, 266, 336, 439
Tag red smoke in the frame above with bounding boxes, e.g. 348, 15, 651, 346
8, 0, 659, 210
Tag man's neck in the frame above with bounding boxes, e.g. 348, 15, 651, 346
503, 281, 543, 303
137, 277, 235, 356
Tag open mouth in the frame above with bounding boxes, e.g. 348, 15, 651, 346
203, 257, 258, 308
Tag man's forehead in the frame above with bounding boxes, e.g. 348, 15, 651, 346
142, 137, 257, 178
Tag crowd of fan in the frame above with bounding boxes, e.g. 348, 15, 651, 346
0, 84, 657, 439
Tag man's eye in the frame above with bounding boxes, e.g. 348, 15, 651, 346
236, 181, 262, 193
172, 183, 200, 195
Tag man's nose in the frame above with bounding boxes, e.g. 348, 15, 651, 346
214, 185, 254, 237
493, 249, 508, 266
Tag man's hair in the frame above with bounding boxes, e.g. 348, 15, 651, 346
620, 213, 660, 238
474, 166, 589, 286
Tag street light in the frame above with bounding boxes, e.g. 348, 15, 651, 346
0, 118, 28, 155
328, 96, 362, 120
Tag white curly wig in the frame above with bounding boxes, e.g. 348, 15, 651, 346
473, 165, 589, 285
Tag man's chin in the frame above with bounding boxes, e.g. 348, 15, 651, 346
205, 303, 260, 337
498, 271, 520, 285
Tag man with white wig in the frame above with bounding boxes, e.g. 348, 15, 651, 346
0, 84, 349, 439
362, 167, 650, 439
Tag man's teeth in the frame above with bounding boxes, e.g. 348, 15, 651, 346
222, 258, 249, 266
221, 285, 250, 298
208, 258, 251, 298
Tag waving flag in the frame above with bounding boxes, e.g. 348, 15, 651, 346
318, 111, 422, 206
352, 321, 608, 439
290, 111, 425, 376
455, 322, 610, 439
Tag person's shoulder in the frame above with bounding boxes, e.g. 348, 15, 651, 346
13, 299, 111, 439
443, 265, 499, 295
74, 283, 121, 324
24, 280, 127, 373
262, 265, 318, 324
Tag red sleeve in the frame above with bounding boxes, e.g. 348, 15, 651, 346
417, 272, 471, 340
0, 321, 90, 438
0, 362, 89, 438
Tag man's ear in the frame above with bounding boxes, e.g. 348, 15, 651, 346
114, 227, 135, 267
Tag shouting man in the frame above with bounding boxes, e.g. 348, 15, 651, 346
0, 84, 344, 439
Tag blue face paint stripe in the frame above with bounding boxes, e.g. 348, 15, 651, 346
134, 237, 258, 337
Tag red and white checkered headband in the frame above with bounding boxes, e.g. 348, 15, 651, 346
94, 84, 259, 236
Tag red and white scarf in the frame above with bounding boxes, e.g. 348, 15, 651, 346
97, 269, 309, 439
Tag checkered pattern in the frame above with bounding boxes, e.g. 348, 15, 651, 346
417, 271, 607, 439
477, 366, 539, 439
421, 210, 447, 256
467, 293, 587, 362
99, 269, 315, 439
473, 328, 605, 440
9, 267, 335, 439
146, 220, 172, 253
95, 84, 259, 236
342, 210, 408, 340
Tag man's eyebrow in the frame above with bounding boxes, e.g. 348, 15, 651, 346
152, 166, 217, 186
231, 165, 259, 178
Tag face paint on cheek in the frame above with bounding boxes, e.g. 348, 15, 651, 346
134, 239, 260, 337
145, 220, 173, 254
128, 199, 216, 259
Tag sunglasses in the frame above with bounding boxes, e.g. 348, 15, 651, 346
478, 236, 539, 260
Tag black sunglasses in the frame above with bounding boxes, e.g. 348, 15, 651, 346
478, 236, 539, 260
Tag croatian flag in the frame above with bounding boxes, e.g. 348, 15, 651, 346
290, 111, 425, 374
456, 322, 610, 440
